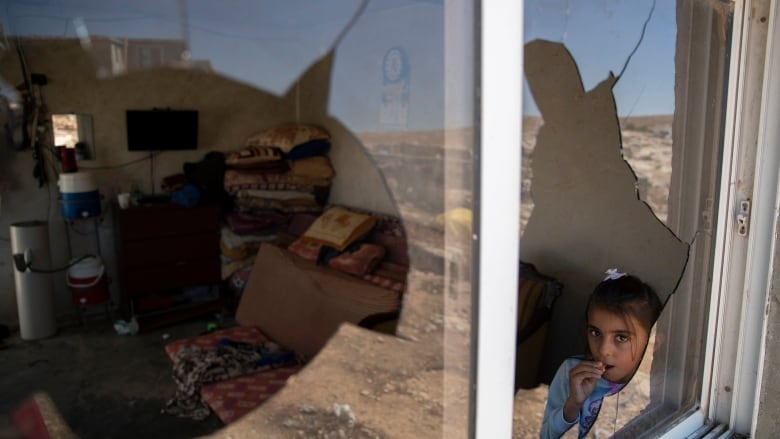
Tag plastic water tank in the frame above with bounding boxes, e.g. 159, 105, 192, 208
10, 221, 57, 340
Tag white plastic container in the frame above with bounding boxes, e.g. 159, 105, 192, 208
10, 221, 56, 340
58, 172, 97, 193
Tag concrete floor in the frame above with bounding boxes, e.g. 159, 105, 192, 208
0, 315, 229, 439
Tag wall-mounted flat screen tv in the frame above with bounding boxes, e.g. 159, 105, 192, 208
126, 109, 198, 151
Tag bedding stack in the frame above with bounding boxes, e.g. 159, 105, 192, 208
221, 124, 336, 296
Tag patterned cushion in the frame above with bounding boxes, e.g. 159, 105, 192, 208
200, 366, 301, 424
164, 326, 268, 361
301, 206, 377, 251
286, 238, 322, 261
245, 124, 329, 153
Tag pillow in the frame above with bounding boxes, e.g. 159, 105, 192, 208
286, 238, 322, 261
282, 139, 330, 161
327, 243, 386, 276
288, 156, 335, 179
245, 124, 330, 154
301, 206, 377, 251
225, 146, 284, 169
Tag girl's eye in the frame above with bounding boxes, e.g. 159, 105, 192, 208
589, 329, 600, 337
616, 334, 629, 343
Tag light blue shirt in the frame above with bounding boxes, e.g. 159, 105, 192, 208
539, 357, 624, 439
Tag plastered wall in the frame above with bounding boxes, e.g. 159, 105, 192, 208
0, 39, 394, 326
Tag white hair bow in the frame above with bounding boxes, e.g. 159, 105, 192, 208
604, 268, 628, 281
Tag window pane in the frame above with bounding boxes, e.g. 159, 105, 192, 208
516, 0, 732, 437
1, 1, 475, 437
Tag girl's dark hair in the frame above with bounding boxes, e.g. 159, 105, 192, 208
586, 274, 663, 333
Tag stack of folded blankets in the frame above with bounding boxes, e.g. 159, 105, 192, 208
221, 124, 336, 296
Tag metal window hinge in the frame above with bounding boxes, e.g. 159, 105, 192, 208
737, 199, 751, 236
702, 197, 714, 232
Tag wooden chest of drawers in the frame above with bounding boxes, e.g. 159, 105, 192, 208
116, 203, 222, 330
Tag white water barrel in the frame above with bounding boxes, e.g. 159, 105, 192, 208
10, 221, 56, 340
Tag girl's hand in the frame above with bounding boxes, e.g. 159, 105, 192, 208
562, 361, 604, 422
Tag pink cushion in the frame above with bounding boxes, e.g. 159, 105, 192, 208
328, 243, 386, 276
286, 238, 322, 261
164, 326, 268, 361
200, 366, 302, 424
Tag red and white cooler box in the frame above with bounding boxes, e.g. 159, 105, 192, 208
67, 256, 110, 306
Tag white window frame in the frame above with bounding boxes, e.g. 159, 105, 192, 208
710, 0, 780, 434
473, 0, 523, 438
474, 0, 777, 437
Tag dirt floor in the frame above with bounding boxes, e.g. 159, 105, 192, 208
0, 316, 225, 439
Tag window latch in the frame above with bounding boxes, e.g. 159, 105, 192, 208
737, 199, 751, 236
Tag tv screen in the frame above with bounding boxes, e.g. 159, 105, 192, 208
126, 109, 198, 151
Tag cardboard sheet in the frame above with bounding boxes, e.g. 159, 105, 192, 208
236, 243, 402, 360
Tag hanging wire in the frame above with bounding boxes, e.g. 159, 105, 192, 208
77, 151, 163, 170
14, 252, 95, 274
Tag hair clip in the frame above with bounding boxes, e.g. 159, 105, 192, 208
604, 268, 628, 281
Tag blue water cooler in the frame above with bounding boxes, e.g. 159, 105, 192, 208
58, 172, 101, 219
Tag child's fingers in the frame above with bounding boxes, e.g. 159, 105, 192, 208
570, 361, 605, 377
569, 364, 604, 389
578, 360, 605, 371
570, 368, 603, 383
567, 368, 602, 404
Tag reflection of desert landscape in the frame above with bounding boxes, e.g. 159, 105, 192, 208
356, 114, 673, 438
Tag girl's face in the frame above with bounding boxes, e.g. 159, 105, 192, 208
586, 305, 650, 383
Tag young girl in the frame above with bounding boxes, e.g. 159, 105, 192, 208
540, 269, 663, 439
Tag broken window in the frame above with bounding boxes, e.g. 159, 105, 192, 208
517, 0, 734, 437
0, 1, 477, 437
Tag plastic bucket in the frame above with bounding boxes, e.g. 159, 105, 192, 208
67, 256, 109, 306
59, 191, 101, 219
58, 172, 97, 193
